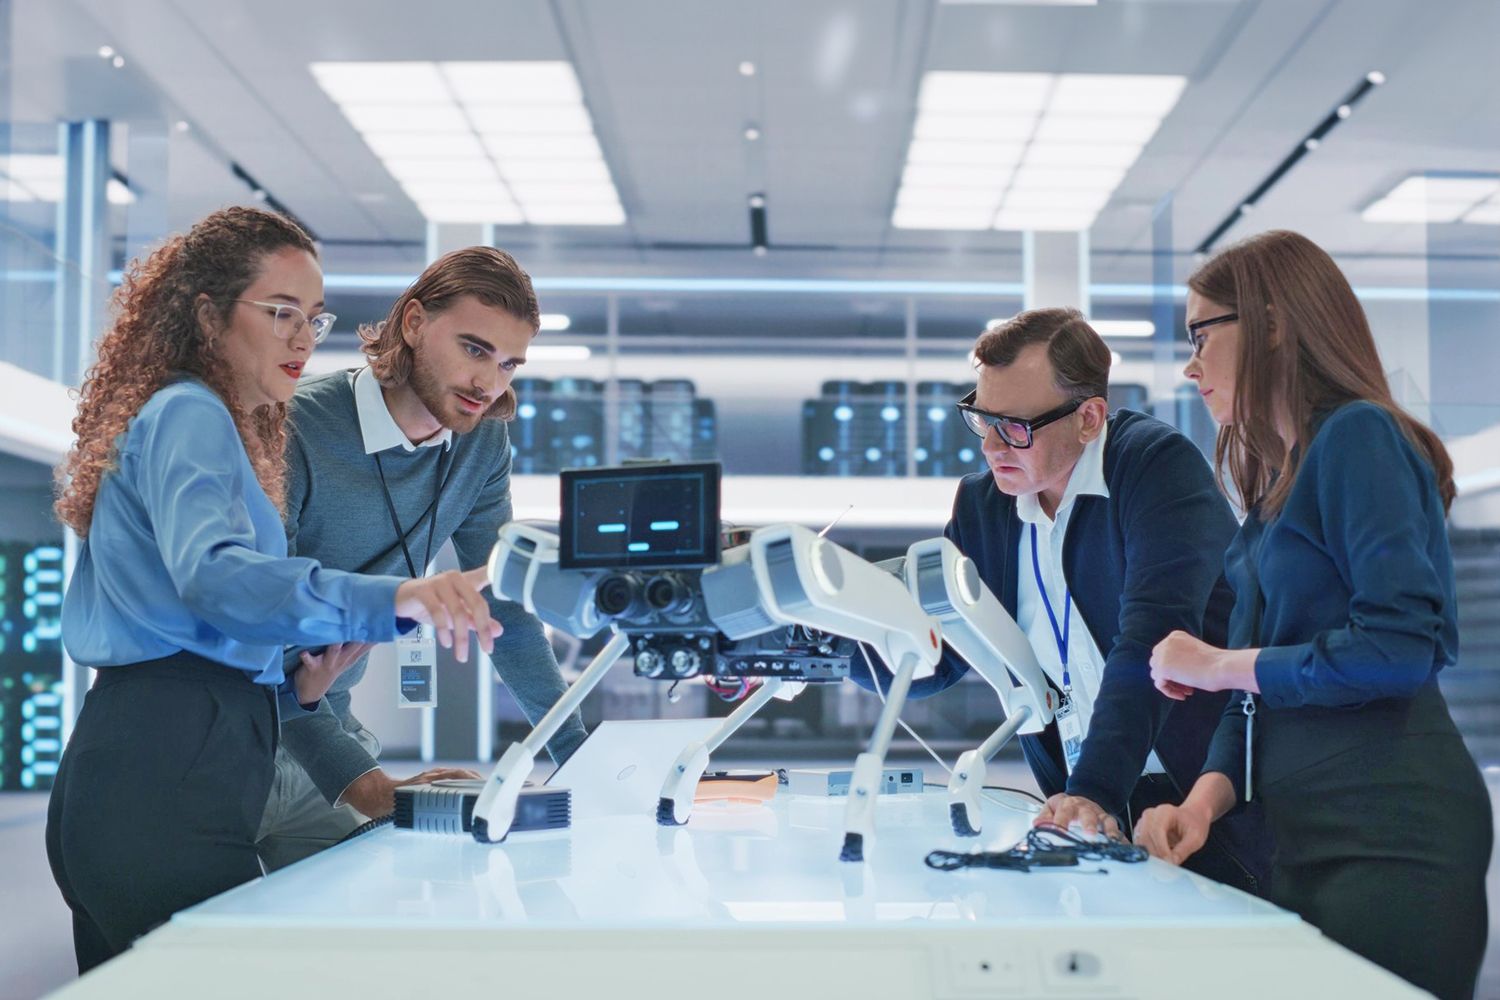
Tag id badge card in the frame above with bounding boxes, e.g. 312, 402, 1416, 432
396, 624, 437, 708
1056, 693, 1083, 774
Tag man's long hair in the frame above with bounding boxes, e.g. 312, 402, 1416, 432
359, 246, 540, 421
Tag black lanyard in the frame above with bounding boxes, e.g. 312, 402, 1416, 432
373, 445, 456, 578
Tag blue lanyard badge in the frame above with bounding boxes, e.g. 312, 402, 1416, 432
1030, 524, 1071, 691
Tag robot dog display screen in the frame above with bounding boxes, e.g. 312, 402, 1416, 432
559, 462, 720, 570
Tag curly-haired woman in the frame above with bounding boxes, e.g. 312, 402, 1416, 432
46, 206, 501, 972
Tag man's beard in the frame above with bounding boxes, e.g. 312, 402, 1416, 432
408, 345, 486, 434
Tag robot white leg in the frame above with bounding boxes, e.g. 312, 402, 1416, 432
840, 651, 921, 863
657, 677, 786, 826
947, 706, 1032, 837
471, 631, 629, 843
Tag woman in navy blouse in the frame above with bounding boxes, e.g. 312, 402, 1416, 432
46, 207, 502, 972
1134, 229, 1491, 999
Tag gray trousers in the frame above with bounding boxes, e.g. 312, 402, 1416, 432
255, 723, 381, 871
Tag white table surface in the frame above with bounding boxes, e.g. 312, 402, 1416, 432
49, 788, 1421, 999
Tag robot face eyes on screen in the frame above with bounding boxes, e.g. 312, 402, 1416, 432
539, 460, 857, 685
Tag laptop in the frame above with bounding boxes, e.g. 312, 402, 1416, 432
546, 718, 724, 820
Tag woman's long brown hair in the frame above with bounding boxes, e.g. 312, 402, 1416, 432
1189, 229, 1454, 518
55, 206, 318, 536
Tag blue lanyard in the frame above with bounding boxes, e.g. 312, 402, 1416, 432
1030, 524, 1071, 690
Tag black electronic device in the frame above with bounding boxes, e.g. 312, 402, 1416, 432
550, 460, 854, 686
394, 782, 571, 836
558, 461, 720, 571
714, 625, 855, 682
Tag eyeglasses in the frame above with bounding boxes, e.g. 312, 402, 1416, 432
1186, 312, 1237, 357
955, 389, 1085, 449
235, 299, 337, 344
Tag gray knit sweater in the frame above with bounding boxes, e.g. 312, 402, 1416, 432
279, 369, 586, 805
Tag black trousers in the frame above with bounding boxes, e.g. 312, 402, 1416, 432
1125, 772, 1266, 896
1259, 684, 1492, 1000
45, 652, 277, 973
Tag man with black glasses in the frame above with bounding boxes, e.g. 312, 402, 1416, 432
862, 307, 1269, 893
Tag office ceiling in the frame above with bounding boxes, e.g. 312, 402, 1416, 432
6, 0, 1497, 296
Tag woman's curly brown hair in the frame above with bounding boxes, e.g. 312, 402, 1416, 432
55, 206, 317, 536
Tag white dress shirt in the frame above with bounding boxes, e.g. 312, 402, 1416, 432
351, 366, 453, 454
1014, 424, 1165, 775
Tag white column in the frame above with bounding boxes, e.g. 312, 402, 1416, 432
1022, 230, 1090, 314
425, 221, 492, 263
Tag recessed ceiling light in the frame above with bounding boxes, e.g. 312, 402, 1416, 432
894, 70, 1186, 232
907, 138, 1025, 167
312, 60, 630, 227
340, 104, 470, 134
892, 206, 995, 230
896, 187, 1003, 210
1462, 202, 1500, 224
739, 61, 757, 77
1362, 174, 1500, 225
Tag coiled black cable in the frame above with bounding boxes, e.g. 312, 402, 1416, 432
925, 823, 1147, 872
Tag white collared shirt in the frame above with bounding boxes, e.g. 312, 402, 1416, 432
1014, 424, 1165, 775
351, 366, 452, 454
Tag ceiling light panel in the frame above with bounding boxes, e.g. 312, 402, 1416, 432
497, 159, 612, 182
362, 131, 487, 160
893, 70, 1186, 232
1463, 201, 1500, 225
900, 163, 1014, 189
1361, 174, 1500, 225
381, 158, 501, 182
340, 104, 470, 134
913, 114, 1038, 142
892, 206, 996, 230
312, 60, 625, 226
311, 62, 450, 104
896, 187, 1005, 209
907, 139, 1025, 167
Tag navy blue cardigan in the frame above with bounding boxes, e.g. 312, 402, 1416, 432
858, 409, 1269, 879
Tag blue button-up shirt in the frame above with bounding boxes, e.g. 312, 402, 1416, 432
62, 379, 407, 687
